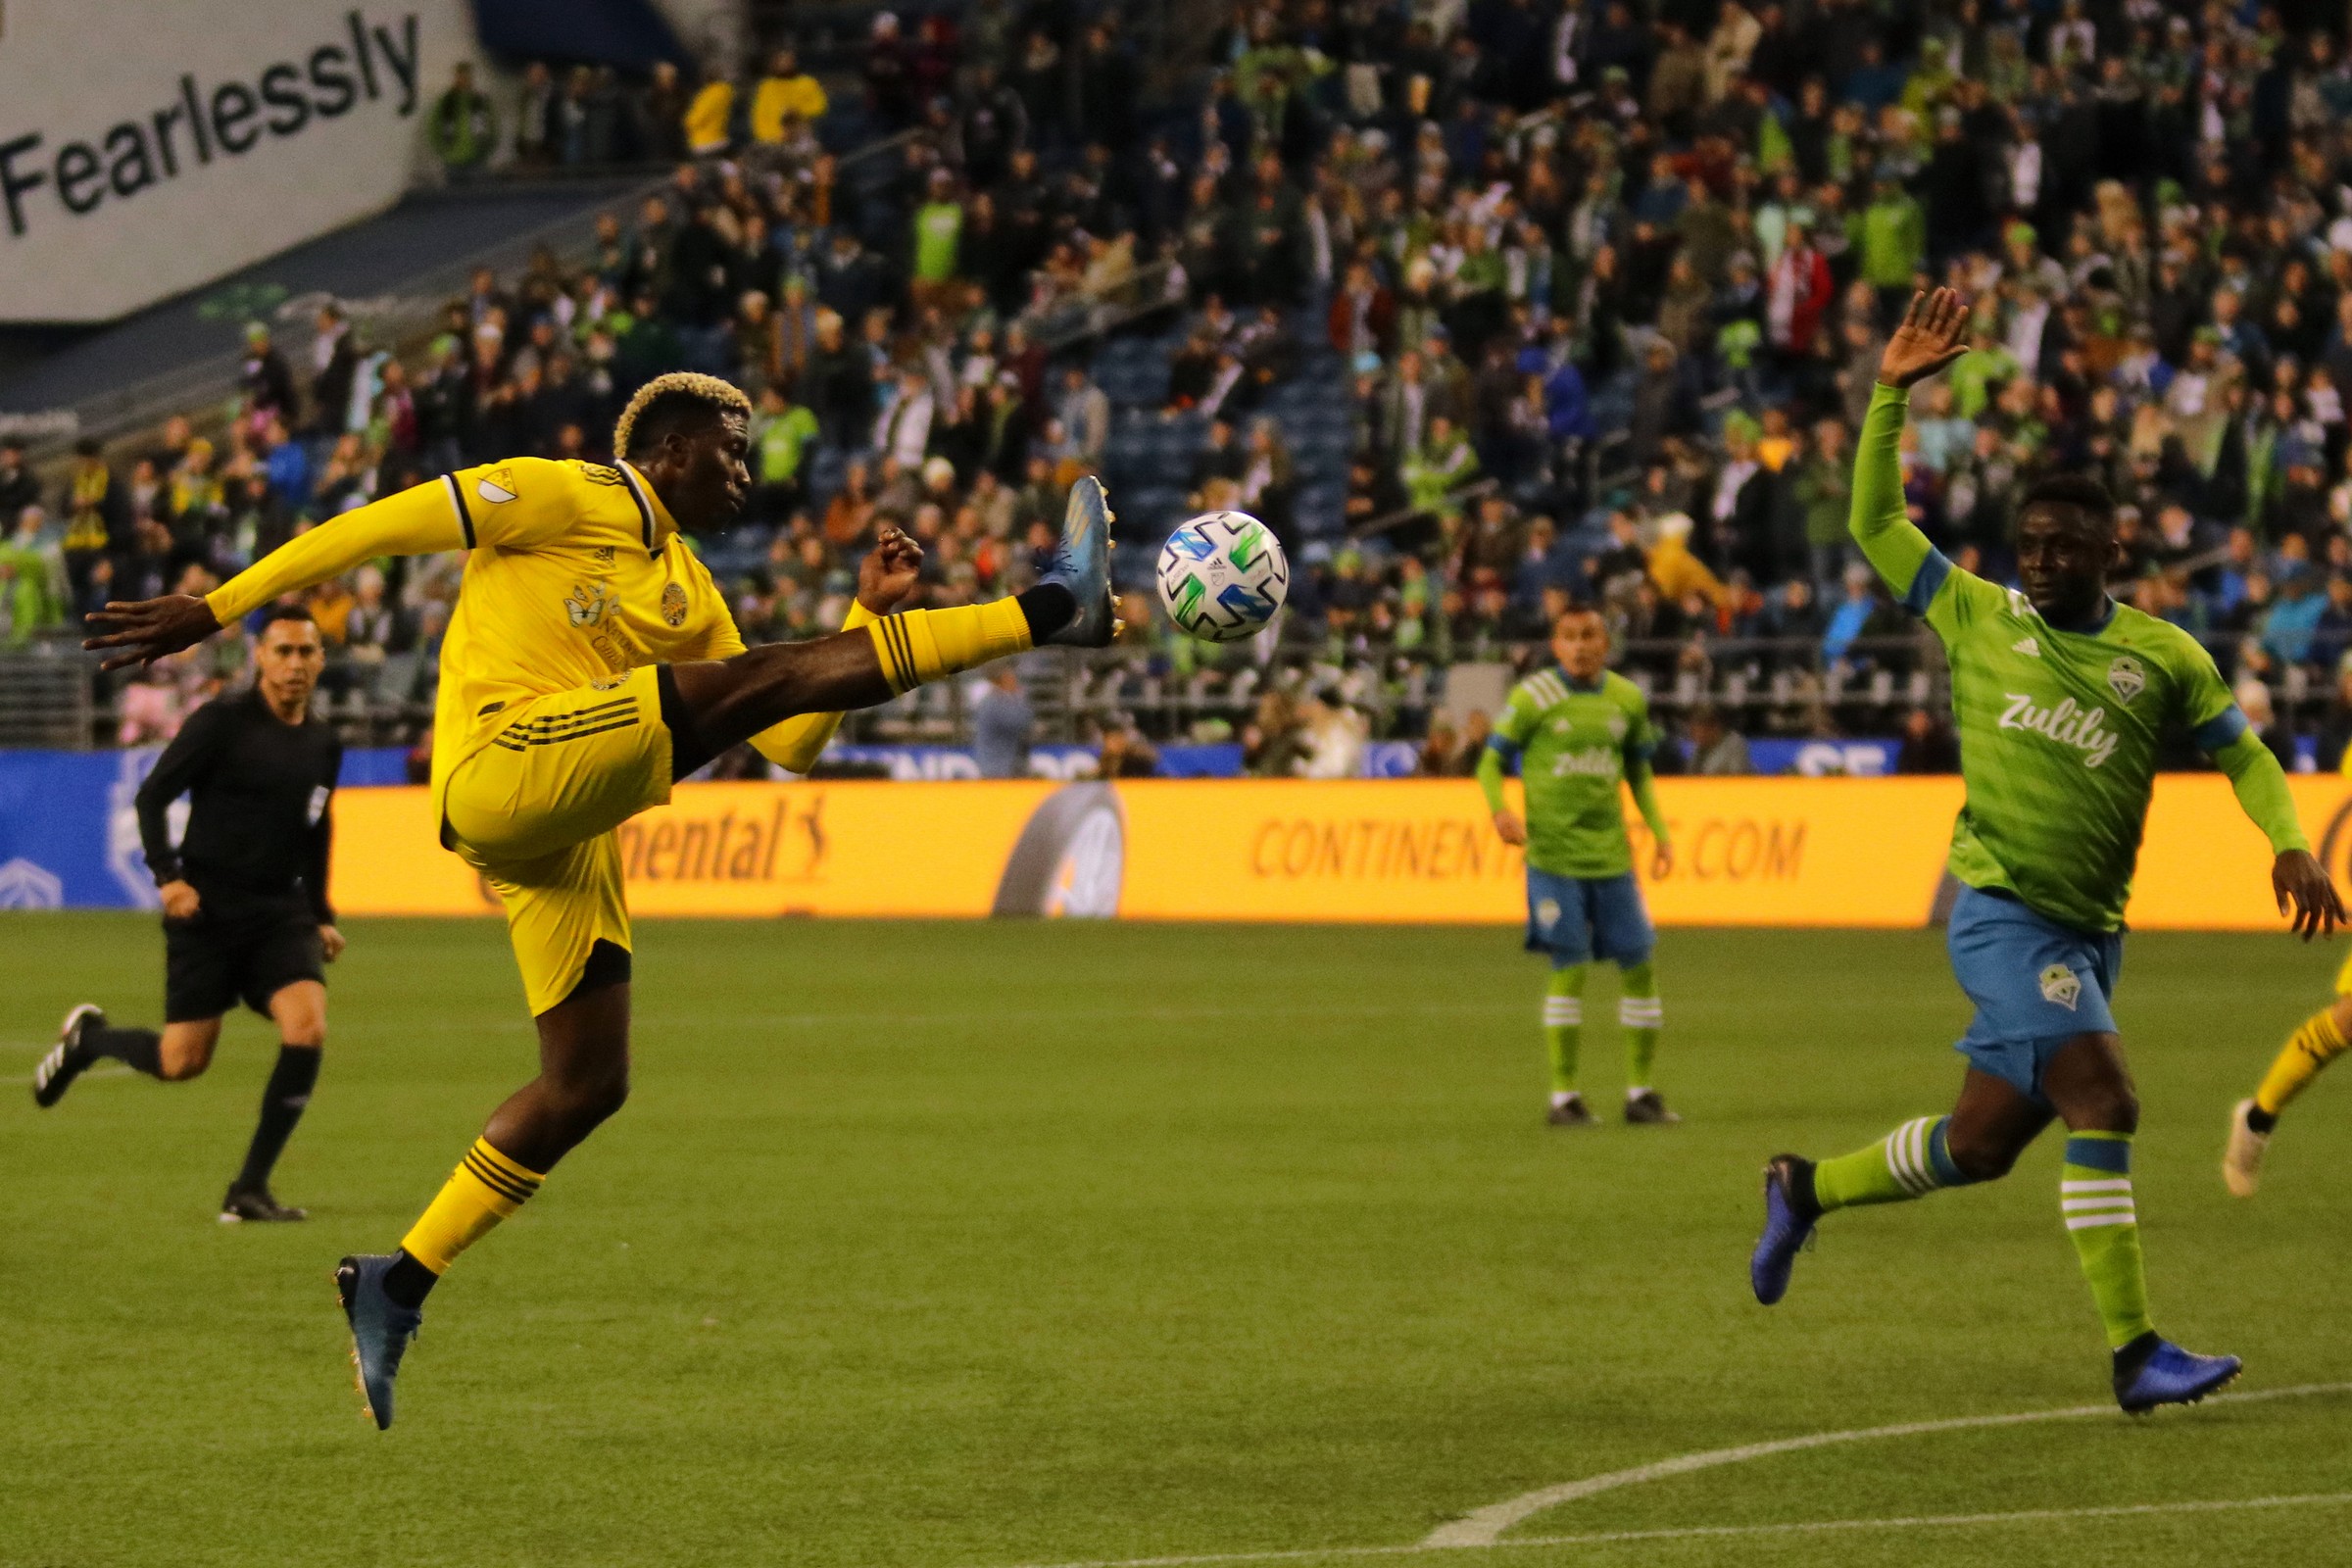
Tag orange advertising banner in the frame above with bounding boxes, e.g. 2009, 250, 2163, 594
327, 774, 2352, 932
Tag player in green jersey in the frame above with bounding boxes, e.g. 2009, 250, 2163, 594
1479, 607, 1678, 1127
1749, 289, 2345, 1412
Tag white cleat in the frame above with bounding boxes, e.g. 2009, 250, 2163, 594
2223, 1098, 2270, 1199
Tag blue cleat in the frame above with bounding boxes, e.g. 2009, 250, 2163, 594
1750, 1154, 1819, 1305
336, 1253, 422, 1430
2113, 1333, 2241, 1414
1036, 476, 1117, 647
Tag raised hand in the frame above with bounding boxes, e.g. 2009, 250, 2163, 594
83, 594, 222, 671
2274, 849, 2345, 942
1877, 287, 1971, 390
855, 525, 926, 615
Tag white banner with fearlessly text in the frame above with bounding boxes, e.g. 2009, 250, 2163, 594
0, 1, 476, 322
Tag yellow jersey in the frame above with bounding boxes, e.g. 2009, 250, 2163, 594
751, 74, 829, 141
206, 458, 854, 824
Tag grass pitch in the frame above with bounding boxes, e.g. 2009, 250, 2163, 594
5, 914, 2351, 1568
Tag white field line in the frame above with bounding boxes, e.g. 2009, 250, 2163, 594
1423, 1380, 2352, 1546
0, 1002, 1528, 1053
991, 1493, 2352, 1568
0, 994, 1912, 1054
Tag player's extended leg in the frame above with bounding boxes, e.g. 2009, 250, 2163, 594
1542, 962, 1591, 1126
668, 476, 1114, 762
2226, 992, 2352, 1196
1748, 1069, 2034, 1306
220, 983, 325, 1223
2039, 1033, 2240, 1410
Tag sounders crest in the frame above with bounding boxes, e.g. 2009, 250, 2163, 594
2106, 655, 2146, 704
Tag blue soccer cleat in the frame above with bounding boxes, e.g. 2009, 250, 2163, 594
2113, 1333, 2241, 1414
1036, 476, 1117, 647
335, 1253, 423, 1430
1750, 1154, 1818, 1305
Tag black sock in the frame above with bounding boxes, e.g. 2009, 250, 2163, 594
1016, 584, 1077, 641
233, 1046, 320, 1193
86, 1026, 163, 1077
382, 1250, 439, 1310
1790, 1158, 1823, 1218
2246, 1105, 2278, 1133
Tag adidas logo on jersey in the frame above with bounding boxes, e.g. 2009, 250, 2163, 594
1998, 692, 2120, 768
2011, 636, 2040, 657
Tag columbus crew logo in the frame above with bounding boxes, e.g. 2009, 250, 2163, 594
661, 582, 689, 628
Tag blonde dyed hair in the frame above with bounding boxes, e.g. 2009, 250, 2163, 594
612, 371, 754, 460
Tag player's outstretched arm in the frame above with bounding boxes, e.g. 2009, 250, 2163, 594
85, 476, 468, 668
2205, 725, 2345, 938
1849, 289, 1969, 603
742, 528, 925, 773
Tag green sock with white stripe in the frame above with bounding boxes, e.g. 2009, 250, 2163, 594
1544, 964, 1587, 1098
1811, 1115, 1979, 1210
1619, 960, 1661, 1092
2062, 1132, 2154, 1348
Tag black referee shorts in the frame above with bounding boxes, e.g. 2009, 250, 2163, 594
163, 902, 325, 1024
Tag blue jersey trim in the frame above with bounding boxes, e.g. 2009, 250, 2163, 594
2062, 1134, 2132, 1174
2194, 706, 2250, 754
1901, 550, 1952, 614
1486, 736, 1523, 763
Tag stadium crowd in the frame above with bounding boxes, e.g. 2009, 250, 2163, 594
20, 0, 2352, 771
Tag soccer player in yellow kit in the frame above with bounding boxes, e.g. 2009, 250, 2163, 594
2223, 952, 2352, 1196
85, 373, 1115, 1427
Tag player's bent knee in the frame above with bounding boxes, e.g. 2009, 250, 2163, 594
553, 1068, 630, 1133
1942, 1125, 2022, 1182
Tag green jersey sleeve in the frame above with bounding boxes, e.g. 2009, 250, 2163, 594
1850, 382, 2009, 634
2164, 629, 2311, 856
1477, 685, 1538, 814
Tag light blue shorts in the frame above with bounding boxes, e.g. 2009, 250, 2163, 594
1525, 869, 1654, 967
1947, 885, 2124, 1105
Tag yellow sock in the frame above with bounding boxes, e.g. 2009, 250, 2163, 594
2256, 1005, 2351, 1116
867, 600, 1032, 695
398, 1138, 545, 1275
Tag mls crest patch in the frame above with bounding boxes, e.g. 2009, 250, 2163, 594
661, 581, 689, 628
2039, 963, 2082, 1010
1536, 898, 1560, 932
2106, 655, 2145, 704
476, 466, 517, 504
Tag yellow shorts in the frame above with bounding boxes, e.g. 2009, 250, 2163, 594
443, 666, 676, 1015
2336, 946, 2352, 997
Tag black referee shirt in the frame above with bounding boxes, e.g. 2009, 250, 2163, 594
136, 689, 342, 922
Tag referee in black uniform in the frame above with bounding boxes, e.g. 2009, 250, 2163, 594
33, 606, 346, 1223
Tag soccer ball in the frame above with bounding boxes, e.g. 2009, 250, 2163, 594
1155, 511, 1290, 642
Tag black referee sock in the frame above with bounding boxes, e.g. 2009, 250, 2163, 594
233, 1046, 320, 1194
85, 1026, 163, 1077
